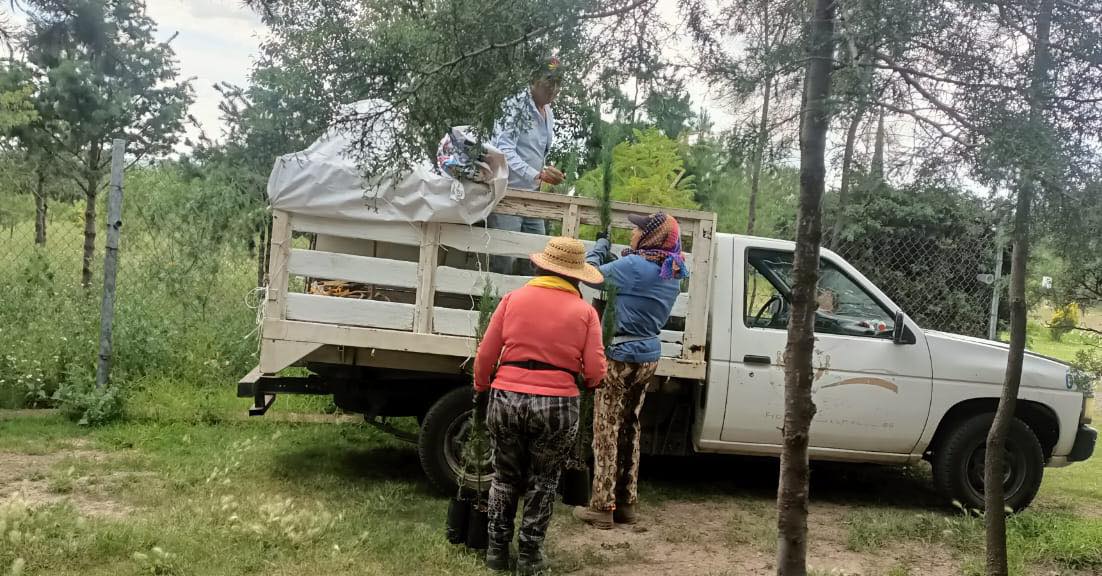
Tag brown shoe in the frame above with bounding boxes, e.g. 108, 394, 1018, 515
572, 506, 613, 529
613, 503, 638, 525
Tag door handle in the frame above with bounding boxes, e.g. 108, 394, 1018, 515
743, 355, 772, 365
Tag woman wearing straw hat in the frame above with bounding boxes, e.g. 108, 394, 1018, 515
474, 236, 608, 574
573, 212, 689, 530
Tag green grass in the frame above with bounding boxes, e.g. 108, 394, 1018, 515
0, 412, 492, 576
1026, 328, 1099, 364
1019, 311, 1101, 365
0, 377, 1099, 576
834, 433, 1102, 576
831, 317, 1102, 575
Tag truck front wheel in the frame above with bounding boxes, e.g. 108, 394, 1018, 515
932, 413, 1044, 512
418, 387, 494, 494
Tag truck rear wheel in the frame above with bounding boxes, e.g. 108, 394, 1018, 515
932, 413, 1044, 512
418, 387, 493, 494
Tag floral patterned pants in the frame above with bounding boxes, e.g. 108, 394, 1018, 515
588, 360, 659, 511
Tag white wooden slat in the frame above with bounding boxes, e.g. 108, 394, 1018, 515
413, 223, 442, 333
578, 210, 698, 237
660, 330, 684, 344
492, 197, 568, 222
292, 214, 421, 246
289, 249, 418, 288
265, 319, 475, 359
581, 285, 602, 301
285, 293, 414, 331
437, 222, 659, 260
499, 188, 706, 234
439, 224, 546, 258
267, 318, 702, 378
562, 203, 580, 238
434, 266, 602, 301
260, 340, 323, 374
434, 306, 684, 354
682, 218, 714, 364
671, 293, 689, 317
293, 253, 687, 321
435, 267, 530, 295
656, 358, 704, 379
433, 307, 480, 337
433, 266, 685, 317
265, 210, 293, 321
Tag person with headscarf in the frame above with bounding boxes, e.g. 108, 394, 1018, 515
572, 212, 689, 529
486, 54, 566, 275
474, 237, 608, 573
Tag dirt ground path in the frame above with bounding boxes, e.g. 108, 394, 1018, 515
551, 500, 959, 576
0, 439, 139, 519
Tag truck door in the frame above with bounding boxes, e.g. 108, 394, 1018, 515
722, 248, 933, 454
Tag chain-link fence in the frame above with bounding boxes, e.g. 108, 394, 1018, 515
0, 169, 264, 409
835, 224, 1001, 339
0, 170, 1002, 409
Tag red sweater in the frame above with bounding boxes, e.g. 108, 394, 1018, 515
474, 284, 607, 397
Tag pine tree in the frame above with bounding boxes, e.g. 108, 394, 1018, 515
20, 0, 192, 286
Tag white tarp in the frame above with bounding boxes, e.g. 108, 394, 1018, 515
266, 100, 509, 224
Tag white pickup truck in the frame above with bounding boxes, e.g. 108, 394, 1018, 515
239, 190, 1096, 511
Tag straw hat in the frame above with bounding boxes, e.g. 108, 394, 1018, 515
529, 237, 604, 284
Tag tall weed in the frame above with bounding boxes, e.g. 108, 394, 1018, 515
0, 165, 261, 412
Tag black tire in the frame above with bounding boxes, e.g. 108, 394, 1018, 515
932, 413, 1044, 512
418, 387, 493, 494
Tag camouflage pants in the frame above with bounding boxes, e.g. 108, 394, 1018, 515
486, 389, 579, 551
589, 360, 659, 512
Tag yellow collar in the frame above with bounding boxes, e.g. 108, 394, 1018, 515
527, 275, 580, 297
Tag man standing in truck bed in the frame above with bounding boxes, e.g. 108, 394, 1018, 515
574, 213, 689, 529
487, 54, 566, 274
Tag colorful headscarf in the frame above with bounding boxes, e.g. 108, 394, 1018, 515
534, 52, 563, 82
622, 213, 689, 280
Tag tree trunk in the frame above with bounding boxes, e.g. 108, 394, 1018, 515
830, 49, 874, 250
748, 75, 773, 236
776, 1, 834, 575
869, 111, 886, 183
34, 168, 47, 246
81, 188, 97, 288
259, 211, 273, 287
828, 106, 865, 249
984, 1, 1052, 574
80, 145, 103, 289
256, 220, 267, 288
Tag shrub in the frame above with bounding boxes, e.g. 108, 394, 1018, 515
54, 377, 125, 426
1049, 302, 1081, 342
1072, 348, 1101, 395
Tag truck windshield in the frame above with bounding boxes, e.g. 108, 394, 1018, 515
746, 250, 896, 339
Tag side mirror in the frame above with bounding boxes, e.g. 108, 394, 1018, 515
892, 310, 907, 344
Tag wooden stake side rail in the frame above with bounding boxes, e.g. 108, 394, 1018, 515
261, 189, 716, 380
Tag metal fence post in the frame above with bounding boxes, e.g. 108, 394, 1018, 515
96, 139, 126, 389
988, 233, 1005, 341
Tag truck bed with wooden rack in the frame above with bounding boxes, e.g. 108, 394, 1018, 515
238, 189, 716, 491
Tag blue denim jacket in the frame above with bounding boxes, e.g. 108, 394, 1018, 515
586, 238, 686, 363
490, 89, 554, 191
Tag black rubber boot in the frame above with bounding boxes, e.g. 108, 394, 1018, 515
517, 546, 549, 576
485, 544, 511, 572
613, 503, 639, 525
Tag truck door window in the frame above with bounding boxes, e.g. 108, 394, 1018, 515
745, 249, 896, 339
745, 263, 787, 329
